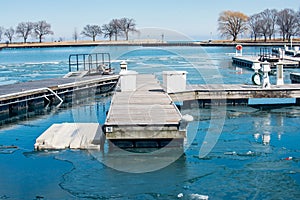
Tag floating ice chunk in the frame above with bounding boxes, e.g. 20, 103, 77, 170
190, 193, 209, 200
224, 151, 237, 155
177, 193, 184, 198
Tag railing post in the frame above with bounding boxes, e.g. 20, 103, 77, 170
76, 55, 79, 71
68, 55, 72, 72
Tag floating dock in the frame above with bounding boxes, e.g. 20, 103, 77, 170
232, 46, 300, 69
169, 83, 300, 107
0, 75, 119, 121
103, 74, 185, 148
232, 56, 299, 69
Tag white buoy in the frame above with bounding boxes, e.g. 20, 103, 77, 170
181, 114, 194, 122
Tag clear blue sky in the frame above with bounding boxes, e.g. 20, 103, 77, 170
1, 0, 299, 41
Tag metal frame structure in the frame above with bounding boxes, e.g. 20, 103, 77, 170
68, 53, 111, 73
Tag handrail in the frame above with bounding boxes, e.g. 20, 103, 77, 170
68, 53, 111, 72
46, 87, 63, 104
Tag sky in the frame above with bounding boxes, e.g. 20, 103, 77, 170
0, 0, 299, 41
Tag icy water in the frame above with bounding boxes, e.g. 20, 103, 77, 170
0, 46, 300, 199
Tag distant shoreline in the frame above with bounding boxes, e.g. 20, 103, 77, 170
1, 39, 300, 49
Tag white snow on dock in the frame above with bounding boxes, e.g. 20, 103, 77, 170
34, 123, 103, 150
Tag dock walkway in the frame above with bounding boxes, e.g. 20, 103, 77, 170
169, 83, 300, 106
0, 75, 119, 120
0, 75, 119, 98
232, 56, 299, 69
104, 74, 185, 147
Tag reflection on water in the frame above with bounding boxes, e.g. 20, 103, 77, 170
1, 98, 300, 199
2, 101, 299, 199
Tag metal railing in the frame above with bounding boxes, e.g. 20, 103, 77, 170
68, 53, 111, 73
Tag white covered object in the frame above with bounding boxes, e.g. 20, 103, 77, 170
162, 71, 187, 93
34, 123, 103, 150
276, 63, 284, 85
119, 70, 138, 92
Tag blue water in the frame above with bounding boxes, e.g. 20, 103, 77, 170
0, 46, 300, 199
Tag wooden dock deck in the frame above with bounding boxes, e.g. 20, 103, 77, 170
104, 74, 185, 148
232, 56, 299, 69
0, 75, 119, 120
0, 75, 118, 97
169, 83, 300, 106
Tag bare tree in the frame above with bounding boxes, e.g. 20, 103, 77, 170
258, 9, 278, 42
81, 25, 102, 41
248, 14, 262, 41
297, 8, 300, 37
33, 21, 54, 43
268, 9, 278, 40
109, 19, 122, 41
4, 27, 15, 43
218, 11, 249, 41
102, 23, 114, 41
119, 17, 138, 40
16, 22, 34, 43
0, 26, 4, 42
73, 28, 79, 42
276, 9, 298, 41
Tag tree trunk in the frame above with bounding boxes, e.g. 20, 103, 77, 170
39, 35, 42, 43
232, 35, 236, 41
125, 31, 129, 41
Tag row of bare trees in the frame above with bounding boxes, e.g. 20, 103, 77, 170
218, 8, 300, 42
79, 17, 137, 42
0, 21, 53, 43
0, 17, 137, 43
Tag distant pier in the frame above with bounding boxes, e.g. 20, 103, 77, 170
2, 40, 300, 49
232, 56, 300, 69
232, 46, 300, 70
